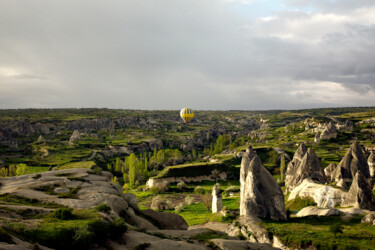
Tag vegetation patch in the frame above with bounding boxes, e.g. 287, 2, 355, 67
262, 215, 375, 250
4, 208, 126, 250
285, 197, 317, 212
0, 194, 62, 208
54, 161, 96, 170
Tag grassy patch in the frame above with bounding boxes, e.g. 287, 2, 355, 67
191, 231, 227, 241
54, 161, 96, 170
285, 197, 317, 212
262, 215, 375, 249
0, 194, 62, 208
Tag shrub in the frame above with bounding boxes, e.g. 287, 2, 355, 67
87, 220, 110, 244
150, 182, 168, 194
285, 197, 317, 211
151, 196, 172, 210
95, 204, 111, 214
194, 186, 205, 195
202, 193, 212, 211
175, 203, 185, 213
177, 181, 186, 191
223, 186, 240, 195
32, 173, 42, 179
329, 223, 344, 238
53, 208, 74, 220
73, 225, 94, 248
92, 167, 102, 175
109, 217, 127, 240
185, 195, 194, 205
134, 243, 151, 250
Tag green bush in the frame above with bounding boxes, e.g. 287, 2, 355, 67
285, 197, 317, 211
92, 167, 102, 175
53, 208, 74, 220
95, 204, 111, 214
109, 217, 127, 240
73, 225, 94, 249
194, 186, 205, 195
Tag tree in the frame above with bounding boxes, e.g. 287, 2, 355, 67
329, 224, 343, 238
192, 149, 197, 160
280, 154, 286, 183
114, 158, 122, 173
128, 153, 138, 187
202, 193, 212, 211
15, 164, 27, 176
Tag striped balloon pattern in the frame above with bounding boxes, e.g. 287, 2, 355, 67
180, 108, 194, 125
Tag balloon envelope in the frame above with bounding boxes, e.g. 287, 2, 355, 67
180, 108, 194, 125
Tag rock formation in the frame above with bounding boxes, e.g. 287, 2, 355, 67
212, 183, 222, 213
341, 171, 375, 210
296, 206, 342, 217
68, 130, 80, 146
320, 122, 337, 140
335, 120, 353, 132
314, 132, 321, 143
285, 146, 326, 192
361, 214, 375, 225
285, 143, 307, 191
240, 147, 286, 220
368, 151, 375, 177
334, 142, 370, 181
324, 163, 337, 183
288, 179, 346, 208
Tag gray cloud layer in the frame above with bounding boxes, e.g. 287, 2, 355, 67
0, 0, 374, 109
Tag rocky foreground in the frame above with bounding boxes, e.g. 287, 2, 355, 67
0, 168, 277, 250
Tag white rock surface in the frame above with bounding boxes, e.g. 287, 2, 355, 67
288, 179, 346, 208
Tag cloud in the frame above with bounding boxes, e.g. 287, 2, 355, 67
0, 0, 374, 109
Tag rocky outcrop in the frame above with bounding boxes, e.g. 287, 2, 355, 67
336, 120, 353, 132
296, 206, 342, 217
314, 132, 321, 143
324, 163, 337, 183
341, 171, 375, 210
285, 143, 307, 191
285, 146, 326, 192
227, 215, 285, 248
368, 152, 375, 177
288, 179, 346, 208
361, 214, 375, 225
240, 147, 286, 220
0, 168, 193, 232
68, 130, 80, 145
210, 239, 278, 250
139, 209, 188, 230
335, 142, 370, 181
212, 183, 222, 213
320, 122, 337, 140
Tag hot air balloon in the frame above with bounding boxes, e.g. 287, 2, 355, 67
180, 108, 194, 125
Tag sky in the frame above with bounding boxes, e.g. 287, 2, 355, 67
0, 0, 375, 110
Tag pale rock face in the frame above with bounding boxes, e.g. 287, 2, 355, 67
336, 178, 348, 190
335, 142, 370, 181
240, 147, 286, 220
285, 143, 307, 191
68, 130, 80, 145
288, 179, 346, 208
341, 171, 375, 210
319, 122, 337, 140
285, 146, 326, 192
324, 163, 337, 183
296, 206, 342, 217
368, 152, 375, 177
212, 183, 222, 213
314, 132, 321, 143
